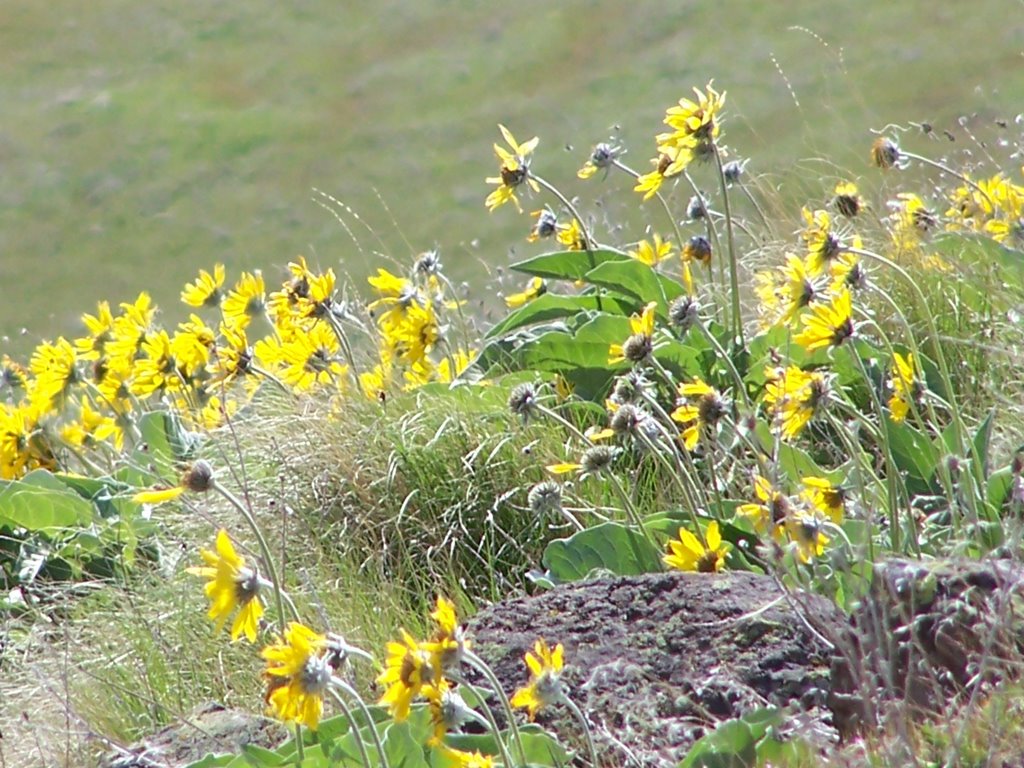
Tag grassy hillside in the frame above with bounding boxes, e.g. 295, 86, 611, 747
1, 0, 1022, 350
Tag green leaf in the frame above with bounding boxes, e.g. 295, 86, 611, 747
542, 522, 662, 583
679, 707, 785, 768
0, 470, 95, 533
182, 754, 237, 768
485, 293, 633, 340
933, 232, 1024, 293
884, 418, 940, 488
239, 743, 288, 766
585, 259, 687, 308
510, 248, 629, 282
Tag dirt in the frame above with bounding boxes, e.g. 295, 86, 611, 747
467, 571, 846, 767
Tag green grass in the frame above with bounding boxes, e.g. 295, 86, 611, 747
2, 0, 1022, 353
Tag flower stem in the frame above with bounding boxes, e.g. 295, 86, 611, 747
713, 144, 744, 349
213, 480, 297, 630
562, 696, 600, 767
333, 679, 389, 768
464, 650, 528, 766
327, 688, 375, 768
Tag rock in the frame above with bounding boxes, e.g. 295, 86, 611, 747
101, 703, 286, 768
467, 571, 845, 767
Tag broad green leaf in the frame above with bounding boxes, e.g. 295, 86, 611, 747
238, 743, 288, 766
542, 522, 662, 582
679, 707, 785, 768
182, 754, 236, 768
0, 470, 95, 533
510, 248, 629, 282
884, 417, 940, 488
485, 293, 633, 340
752, 422, 826, 481
382, 720, 430, 768
584, 259, 687, 308
933, 232, 1024, 293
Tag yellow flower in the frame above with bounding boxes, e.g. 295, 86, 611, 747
671, 377, 727, 450
629, 235, 674, 267
181, 264, 226, 308
186, 529, 264, 642
262, 622, 331, 730
434, 349, 475, 385
556, 218, 587, 251
222, 271, 266, 330
505, 277, 546, 308
800, 476, 846, 524
130, 330, 181, 398
389, 300, 440, 368
433, 744, 494, 768
367, 267, 421, 339
889, 193, 939, 254
425, 595, 469, 672
60, 396, 120, 450
608, 302, 657, 365
784, 512, 830, 563
359, 361, 392, 401
794, 288, 854, 352
106, 292, 156, 366
737, 475, 789, 535
664, 520, 730, 572
133, 460, 215, 505
662, 82, 726, 143
29, 338, 80, 408
256, 323, 347, 392
634, 167, 667, 201
171, 314, 217, 379
888, 351, 916, 423
801, 208, 843, 276
378, 630, 437, 721
510, 639, 564, 720
485, 124, 540, 212
75, 301, 116, 361
762, 365, 829, 439
0, 401, 55, 479
776, 254, 820, 327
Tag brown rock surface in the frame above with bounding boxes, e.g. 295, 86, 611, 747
468, 571, 845, 767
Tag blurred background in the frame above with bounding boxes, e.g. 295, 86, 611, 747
2, 0, 1022, 353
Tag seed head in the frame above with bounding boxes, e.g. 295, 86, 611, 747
621, 333, 654, 363
508, 383, 539, 422
609, 403, 644, 436
610, 371, 653, 406
686, 195, 708, 221
581, 445, 619, 476
683, 235, 712, 265
183, 460, 214, 493
722, 158, 749, 184
871, 137, 905, 170
669, 295, 700, 332
415, 250, 442, 277
528, 480, 563, 516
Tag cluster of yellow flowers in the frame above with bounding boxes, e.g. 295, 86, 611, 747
189, 527, 566, 765
0, 254, 473, 482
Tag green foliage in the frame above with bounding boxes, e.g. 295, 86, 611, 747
537, 521, 663, 585
0, 412, 190, 594
678, 708, 809, 768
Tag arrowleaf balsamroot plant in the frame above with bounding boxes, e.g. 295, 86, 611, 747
4, 81, 1024, 767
